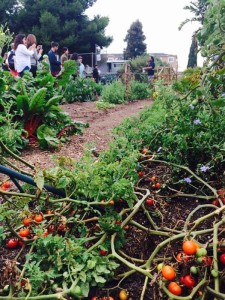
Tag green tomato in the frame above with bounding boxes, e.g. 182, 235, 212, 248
68, 286, 82, 298
196, 248, 207, 257
190, 266, 198, 274
157, 263, 163, 271
196, 257, 203, 264
211, 269, 219, 278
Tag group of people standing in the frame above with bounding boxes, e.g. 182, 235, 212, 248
3, 33, 101, 82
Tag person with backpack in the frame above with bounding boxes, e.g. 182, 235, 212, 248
6, 43, 15, 71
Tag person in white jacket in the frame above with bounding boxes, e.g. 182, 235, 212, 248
14, 34, 36, 77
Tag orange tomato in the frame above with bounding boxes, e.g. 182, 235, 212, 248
161, 265, 176, 280
23, 217, 32, 226
168, 282, 182, 296
19, 228, 30, 237
34, 214, 43, 223
182, 240, 198, 255
108, 200, 115, 205
142, 148, 148, 154
119, 289, 129, 300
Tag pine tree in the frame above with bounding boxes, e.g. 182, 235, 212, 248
124, 20, 146, 59
187, 35, 198, 68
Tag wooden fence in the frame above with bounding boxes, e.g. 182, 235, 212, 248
155, 66, 177, 84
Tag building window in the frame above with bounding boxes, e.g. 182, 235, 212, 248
168, 57, 174, 63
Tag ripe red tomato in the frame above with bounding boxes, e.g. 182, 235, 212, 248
23, 217, 32, 226
182, 240, 198, 255
155, 182, 161, 189
181, 275, 197, 288
212, 199, 219, 206
168, 282, 182, 296
7, 239, 18, 248
146, 198, 154, 205
2, 182, 12, 189
19, 228, 30, 237
34, 214, 43, 223
138, 171, 144, 177
219, 253, 225, 265
99, 249, 108, 256
161, 265, 176, 280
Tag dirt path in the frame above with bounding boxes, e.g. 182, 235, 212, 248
21, 99, 152, 169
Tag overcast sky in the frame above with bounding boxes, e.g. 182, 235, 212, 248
86, 0, 203, 71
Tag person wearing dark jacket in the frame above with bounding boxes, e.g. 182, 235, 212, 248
48, 42, 61, 77
92, 64, 100, 83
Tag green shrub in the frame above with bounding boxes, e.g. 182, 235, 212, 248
129, 80, 152, 101
63, 77, 102, 102
100, 80, 126, 104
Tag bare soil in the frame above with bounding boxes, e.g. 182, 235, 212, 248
21, 99, 152, 169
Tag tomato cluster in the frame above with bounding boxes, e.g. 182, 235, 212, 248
158, 240, 218, 297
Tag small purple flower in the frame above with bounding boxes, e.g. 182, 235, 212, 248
189, 104, 195, 110
193, 119, 201, 125
157, 147, 162, 153
183, 177, 192, 183
200, 165, 210, 172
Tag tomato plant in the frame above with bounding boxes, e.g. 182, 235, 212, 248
168, 282, 182, 296
182, 240, 198, 255
19, 228, 30, 237
7, 239, 18, 248
161, 265, 176, 280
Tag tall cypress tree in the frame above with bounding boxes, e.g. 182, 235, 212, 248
187, 35, 198, 68
124, 19, 146, 59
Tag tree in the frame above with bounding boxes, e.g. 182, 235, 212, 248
179, 0, 208, 69
4, 0, 113, 54
179, 0, 208, 30
124, 19, 146, 59
187, 35, 198, 68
